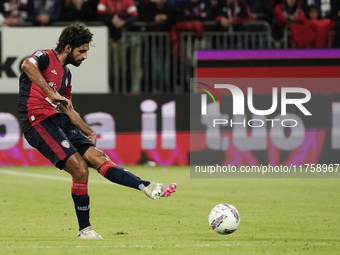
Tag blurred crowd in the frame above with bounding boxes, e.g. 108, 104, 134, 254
1, 0, 340, 48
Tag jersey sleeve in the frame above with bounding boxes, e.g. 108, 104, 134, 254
32, 51, 49, 71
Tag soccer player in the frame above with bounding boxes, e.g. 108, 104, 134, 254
17, 22, 177, 239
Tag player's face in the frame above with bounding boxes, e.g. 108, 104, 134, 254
66, 44, 89, 67
286, 0, 296, 7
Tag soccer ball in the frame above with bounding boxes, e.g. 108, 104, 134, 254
208, 204, 241, 235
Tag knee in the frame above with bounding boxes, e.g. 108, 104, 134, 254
72, 160, 89, 182
84, 147, 111, 170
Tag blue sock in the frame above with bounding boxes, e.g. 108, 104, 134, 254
98, 161, 150, 190
71, 180, 90, 231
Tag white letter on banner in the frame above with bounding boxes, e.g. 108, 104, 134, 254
141, 99, 157, 149
162, 101, 176, 149
84, 112, 116, 149
0, 113, 20, 150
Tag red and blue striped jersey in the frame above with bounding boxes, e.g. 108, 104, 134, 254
18, 49, 72, 133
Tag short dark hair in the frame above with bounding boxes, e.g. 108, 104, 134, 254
55, 22, 93, 52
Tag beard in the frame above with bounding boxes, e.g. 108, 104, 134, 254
66, 51, 83, 67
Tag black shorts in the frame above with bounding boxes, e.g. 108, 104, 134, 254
24, 113, 94, 169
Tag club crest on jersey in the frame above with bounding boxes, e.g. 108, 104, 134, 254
61, 140, 70, 148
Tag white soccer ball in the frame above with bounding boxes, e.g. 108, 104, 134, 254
208, 204, 241, 235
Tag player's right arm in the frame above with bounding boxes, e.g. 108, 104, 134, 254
21, 56, 73, 111
58, 100, 97, 145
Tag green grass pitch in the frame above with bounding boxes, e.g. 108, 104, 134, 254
0, 166, 339, 255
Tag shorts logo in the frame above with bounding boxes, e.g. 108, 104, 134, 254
61, 140, 70, 148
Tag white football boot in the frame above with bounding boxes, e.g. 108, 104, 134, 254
77, 226, 103, 239
143, 182, 177, 200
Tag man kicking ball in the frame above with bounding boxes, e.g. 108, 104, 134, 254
17, 22, 177, 239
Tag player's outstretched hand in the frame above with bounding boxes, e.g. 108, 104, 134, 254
50, 93, 73, 111
87, 132, 97, 145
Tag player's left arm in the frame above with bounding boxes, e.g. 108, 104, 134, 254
58, 100, 97, 145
